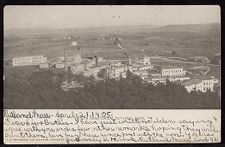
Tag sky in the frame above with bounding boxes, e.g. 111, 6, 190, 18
4, 5, 220, 30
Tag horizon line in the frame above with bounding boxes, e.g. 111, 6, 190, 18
4, 22, 220, 32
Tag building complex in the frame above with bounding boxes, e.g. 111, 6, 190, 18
12, 55, 47, 66
11, 45, 219, 93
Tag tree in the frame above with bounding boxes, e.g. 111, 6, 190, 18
97, 68, 107, 79
171, 50, 179, 57
4, 66, 220, 109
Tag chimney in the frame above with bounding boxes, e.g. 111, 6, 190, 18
94, 56, 98, 67
64, 48, 67, 71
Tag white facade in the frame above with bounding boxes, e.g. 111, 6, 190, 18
138, 65, 154, 71
142, 56, 151, 65
39, 62, 49, 68
147, 77, 167, 85
129, 65, 154, 72
71, 63, 85, 74
107, 65, 127, 79
182, 77, 219, 93
82, 59, 96, 70
71, 41, 78, 46
132, 70, 148, 79
97, 57, 103, 62
83, 66, 107, 78
111, 62, 122, 67
55, 63, 65, 68
161, 67, 186, 77
56, 56, 65, 62
168, 76, 190, 82
67, 53, 82, 65
83, 69, 99, 77
12, 55, 47, 66
128, 55, 151, 66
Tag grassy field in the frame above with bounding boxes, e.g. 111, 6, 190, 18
4, 23, 220, 60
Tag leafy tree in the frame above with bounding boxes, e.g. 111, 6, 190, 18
97, 68, 107, 79
171, 50, 179, 57
4, 66, 220, 109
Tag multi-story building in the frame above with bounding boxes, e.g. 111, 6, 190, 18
128, 64, 154, 72
110, 61, 122, 67
137, 65, 154, 71
39, 62, 49, 69
71, 63, 85, 74
168, 76, 191, 82
82, 59, 96, 70
12, 55, 47, 66
161, 66, 186, 77
182, 76, 219, 93
147, 69, 190, 85
148, 70, 161, 77
147, 77, 167, 85
107, 64, 128, 79
55, 63, 65, 68
66, 53, 82, 66
128, 55, 151, 66
83, 63, 109, 78
132, 70, 149, 80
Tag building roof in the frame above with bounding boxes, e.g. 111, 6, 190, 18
81, 60, 91, 64
13, 55, 45, 59
129, 54, 149, 58
132, 70, 148, 74
148, 70, 160, 74
40, 62, 49, 64
169, 76, 190, 79
89, 63, 109, 69
148, 77, 166, 80
193, 75, 215, 81
111, 64, 127, 69
182, 79, 202, 86
56, 62, 65, 65
138, 65, 154, 68
161, 65, 183, 69
98, 61, 111, 66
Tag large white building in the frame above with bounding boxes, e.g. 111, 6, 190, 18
107, 64, 128, 79
71, 63, 85, 74
168, 76, 190, 82
132, 70, 149, 80
161, 67, 186, 77
182, 76, 219, 93
83, 63, 109, 78
12, 55, 47, 66
128, 55, 151, 66
39, 62, 49, 69
66, 53, 82, 66
129, 64, 154, 72
147, 77, 167, 85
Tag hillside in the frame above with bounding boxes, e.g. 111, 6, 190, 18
4, 23, 221, 59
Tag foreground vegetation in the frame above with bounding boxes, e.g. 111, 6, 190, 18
4, 67, 220, 109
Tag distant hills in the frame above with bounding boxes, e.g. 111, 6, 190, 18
4, 23, 221, 60
156, 23, 220, 32
5, 23, 220, 38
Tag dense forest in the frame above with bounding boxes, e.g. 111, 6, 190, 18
4, 66, 220, 109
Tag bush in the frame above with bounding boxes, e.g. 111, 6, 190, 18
4, 68, 220, 109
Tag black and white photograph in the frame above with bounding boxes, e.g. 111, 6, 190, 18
4, 5, 221, 109
3, 5, 222, 144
